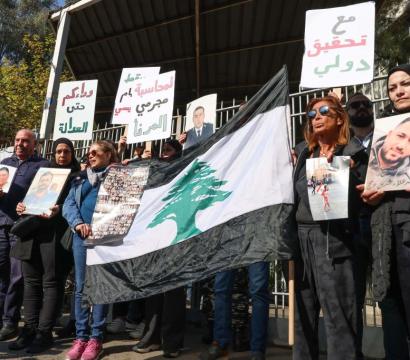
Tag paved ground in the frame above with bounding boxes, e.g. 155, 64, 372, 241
0, 324, 302, 360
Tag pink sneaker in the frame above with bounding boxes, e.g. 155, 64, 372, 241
81, 338, 103, 360
65, 339, 88, 360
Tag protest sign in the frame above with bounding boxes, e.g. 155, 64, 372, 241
24, 168, 71, 216
112, 67, 160, 125
184, 94, 217, 149
86, 165, 150, 246
300, 2, 375, 88
53, 80, 98, 141
365, 113, 410, 191
306, 156, 350, 221
127, 71, 175, 143
0, 165, 16, 193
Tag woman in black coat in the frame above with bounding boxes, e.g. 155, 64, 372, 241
9, 138, 80, 354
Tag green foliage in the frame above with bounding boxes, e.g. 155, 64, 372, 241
376, 0, 410, 70
0, 33, 72, 143
148, 160, 232, 245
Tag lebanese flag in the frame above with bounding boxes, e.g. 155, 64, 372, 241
84, 67, 296, 304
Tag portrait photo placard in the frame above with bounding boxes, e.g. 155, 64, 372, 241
23, 168, 71, 216
183, 94, 217, 150
306, 156, 350, 221
0, 165, 17, 193
365, 113, 410, 191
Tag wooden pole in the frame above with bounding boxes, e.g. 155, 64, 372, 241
288, 260, 295, 346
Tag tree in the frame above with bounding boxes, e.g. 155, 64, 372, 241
376, 0, 410, 70
0, 0, 59, 63
148, 159, 232, 245
0, 33, 72, 143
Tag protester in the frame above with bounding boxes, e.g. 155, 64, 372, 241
0, 129, 49, 341
362, 64, 410, 359
199, 268, 269, 359
293, 96, 366, 360
63, 140, 119, 360
132, 139, 186, 358
8, 138, 80, 353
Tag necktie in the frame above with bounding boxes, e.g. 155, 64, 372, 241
197, 130, 201, 137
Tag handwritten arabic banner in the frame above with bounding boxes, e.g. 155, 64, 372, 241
53, 80, 98, 141
127, 70, 176, 144
112, 67, 160, 125
300, 1, 375, 88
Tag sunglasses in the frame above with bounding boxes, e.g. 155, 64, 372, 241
348, 100, 372, 110
307, 105, 332, 119
87, 149, 104, 158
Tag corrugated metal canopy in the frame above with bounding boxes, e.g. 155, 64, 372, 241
50, 0, 384, 125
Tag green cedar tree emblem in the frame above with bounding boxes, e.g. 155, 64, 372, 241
147, 159, 232, 245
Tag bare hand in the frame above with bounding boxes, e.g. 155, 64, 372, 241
75, 223, 92, 239
117, 136, 127, 154
291, 149, 297, 166
359, 185, 385, 206
122, 159, 130, 165
39, 205, 60, 219
179, 132, 187, 144
16, 202, 26, 216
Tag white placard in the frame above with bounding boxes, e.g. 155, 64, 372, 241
127, 71, 176, 144
300, 2, 375, 88
53, 80, 98, 141
184, 94, 217, 149
112, 67, 160, 125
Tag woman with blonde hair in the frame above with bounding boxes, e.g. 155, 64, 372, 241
293, 96, 366, 360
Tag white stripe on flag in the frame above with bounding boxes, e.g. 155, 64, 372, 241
87, 105, 293, 265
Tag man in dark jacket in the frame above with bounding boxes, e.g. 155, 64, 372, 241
0, 129, 49, 340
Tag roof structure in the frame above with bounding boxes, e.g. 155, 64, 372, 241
49, 0, 385, 125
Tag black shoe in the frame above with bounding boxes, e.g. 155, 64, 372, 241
106, 317, 126, 334
128, 322, 145, 340
163, 350, 181, 358
132, 342, 161, 353
0, 323, 18, 341
250, 352, 265, 360
8, 326, 36, 350
198, 341, 228, 360
55, 319, 75, 338
26, 330, 53, 354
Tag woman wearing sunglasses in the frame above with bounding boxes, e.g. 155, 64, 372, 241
293, 96, 366, 360
62, 140, 119, 360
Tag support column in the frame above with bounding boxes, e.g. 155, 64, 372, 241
39, 9, 71, 140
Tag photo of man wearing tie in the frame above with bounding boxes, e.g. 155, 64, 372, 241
183, 106, 215, 149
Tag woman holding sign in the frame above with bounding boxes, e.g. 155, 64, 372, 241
9, 138, 80, 354
63, 140, 119, 360
362, 64, 410, 358
293, 96, 366, 360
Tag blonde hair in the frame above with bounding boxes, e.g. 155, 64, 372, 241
91, 140, 120, 164
304, 96, 350, 152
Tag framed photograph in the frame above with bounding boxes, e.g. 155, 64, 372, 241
0, 165, 17, 193
85, 164, 150, 246
365, 113, 410, 191
183, 94, 217, 149
23, 168, 71, 216
306, 156, 350, 221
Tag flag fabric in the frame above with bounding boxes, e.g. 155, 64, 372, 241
84, 66, 297, 304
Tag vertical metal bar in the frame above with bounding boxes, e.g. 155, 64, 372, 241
195, 0, 201, 98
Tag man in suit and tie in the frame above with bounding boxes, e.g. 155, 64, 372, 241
180, 106, 214, 149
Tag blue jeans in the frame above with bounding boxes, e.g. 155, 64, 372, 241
72, 234, 108, 340
213, 262, 269, 353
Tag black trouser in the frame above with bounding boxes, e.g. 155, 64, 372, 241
394, 225, 410, 348
22, 239, 63, 332
141, 287, 185, 352
293, 226, 357, 360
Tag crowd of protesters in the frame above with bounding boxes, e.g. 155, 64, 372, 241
0, 63, 409, 360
